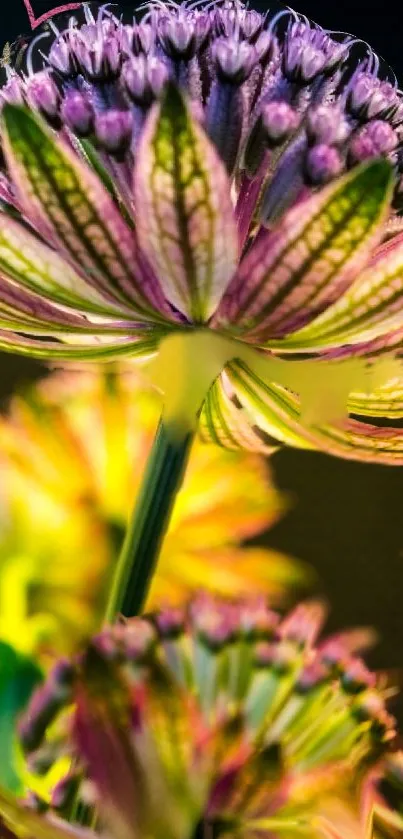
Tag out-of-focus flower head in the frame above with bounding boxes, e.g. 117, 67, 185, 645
1, 3, 403, 459
0, 368, 303, 657
368, 750, 403, 835
3, 597, 397, 839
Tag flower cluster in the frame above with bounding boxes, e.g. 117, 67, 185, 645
0, 367, 302, 657
6, 596, 398, 839
0, 2, 402, 459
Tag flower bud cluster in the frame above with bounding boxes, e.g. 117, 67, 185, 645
1, 0, 403, 211
19, 596, 396, 838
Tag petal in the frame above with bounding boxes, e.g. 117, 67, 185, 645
74, 647, 146, 839
348, 379, 403, 418
200, 360, 403, 464
0, 277, 140, 334
134, 84, 239, 322
215, 160, 393, 340
275, 231, 403, 351
1, 105, 169, 320
0, 213, 135, 318
74, 645, 202, 839
0, 787, 91, 839
0, 330, 161, 361
199, 371, 282, 453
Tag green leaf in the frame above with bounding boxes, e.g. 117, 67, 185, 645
134, 84, 239, 322
216, 160, 393, 341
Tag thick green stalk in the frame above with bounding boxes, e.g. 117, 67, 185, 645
106, 419, 194, 619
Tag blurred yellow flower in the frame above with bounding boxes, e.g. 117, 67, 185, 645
0, 369, 307, 657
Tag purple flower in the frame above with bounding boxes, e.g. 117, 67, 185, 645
9, 596, 397, 839
0, 2, 403, 460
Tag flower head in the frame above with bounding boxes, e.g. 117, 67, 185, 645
0, 367, 302, 657
1, 2, 403, 459
8, 596, 396, 839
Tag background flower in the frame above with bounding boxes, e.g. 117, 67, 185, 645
0, 367, 305, 656
10, 597, 398, 839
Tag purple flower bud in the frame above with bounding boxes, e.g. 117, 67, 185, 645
119, 22, 155, 56
123, 619, 156, 661
348, 131, 377, 164
254, 30, 278, 63
284, 37, 326, 83
341, 657, 376, 694
364, 119, 398, 153
48, 33, 77, 77
94, 110, 133, 154
240, 600, 279, 640
213, 3, 262, 41
61, 90, 94, 136
305, 144, 344, 184
348, 120, 397, 165
348, 72, 398, 120
121, 56, 169, 106
73, 25, 121, 82
241, 9, 264, 41
0, 74, 25, 108
158, 11, 206, 60
283, 23, 348, 84
212, 37, 258, 84
297, 660, 328, 693
26, 71, 60, 119
191, 594, 237, 649
306, 104, 349, 145
155, 607, 185, 639
262, 100, 300, 147
254, 640, 296, 672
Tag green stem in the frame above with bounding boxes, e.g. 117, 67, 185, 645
106, 419, 194, 620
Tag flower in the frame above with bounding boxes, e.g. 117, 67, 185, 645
0, 367, 303, 656
6, 597, 397, 839
371, 751, 403, 835
0, 3, 402, 461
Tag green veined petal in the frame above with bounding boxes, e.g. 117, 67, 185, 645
216, 160, 393, 341
215, 360, 403, 464
134, 84, 239, 322
0, 213, 133, 318
1, 105, 167, 320
0, 331, 161, 361
199, 371, 280, 453
275, 233, 403, 351
348, 378, 403, 418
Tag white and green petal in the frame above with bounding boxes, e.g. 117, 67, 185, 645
271, 232, 403, 352
201, 360, 403, 464
0, 330, 162, 361
214, 160, 393, 342
134, 84, 239, 323
0, 211, 136, 319
1, 105, 172, 322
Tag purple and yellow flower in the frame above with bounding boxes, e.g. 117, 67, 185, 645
0, 2, 403, 460
4, 597, 397, 839
0, 368, 304, 656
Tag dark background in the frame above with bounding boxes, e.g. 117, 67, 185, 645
3, 0, 403, 719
